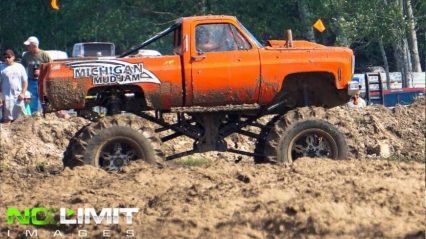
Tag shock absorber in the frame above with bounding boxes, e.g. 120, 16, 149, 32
105, 89, 123, 115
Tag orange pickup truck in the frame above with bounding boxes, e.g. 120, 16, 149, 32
39, 15, 359, 171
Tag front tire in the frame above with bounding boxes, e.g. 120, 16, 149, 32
277, 120, 347, 162
255, 107, 347, 163
64, 114, 163, 171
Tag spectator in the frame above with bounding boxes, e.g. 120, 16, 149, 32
24, 91, 32, 116
0, 49, 28, 123
347, 90, 367, 108
21, 36, 52, 113
0, 92, 3, 121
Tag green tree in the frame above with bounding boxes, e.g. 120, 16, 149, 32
0, 0, 423, 74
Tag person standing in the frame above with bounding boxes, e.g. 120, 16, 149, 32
24, 91, 32, 116
347, 90, 367, 108
0, 49, 28, 123
0, 92, 3, 121
21, 36, 51, 113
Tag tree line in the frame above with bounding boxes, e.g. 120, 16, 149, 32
0, 0, 424, 85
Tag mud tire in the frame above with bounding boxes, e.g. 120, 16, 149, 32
255, 107, 347, 163
63, 114, 163, 170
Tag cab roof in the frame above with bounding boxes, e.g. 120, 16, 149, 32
176, 15, 237, 24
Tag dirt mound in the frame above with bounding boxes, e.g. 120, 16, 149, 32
0, 114, 89, 170
159, 98, 425, 164
0, 98, 424, 238
0, 158, 424, 238
0, 98, 424, 170
327, 98, 425, 161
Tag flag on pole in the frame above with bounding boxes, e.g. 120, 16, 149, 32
313, 19, 325, 32
51, 0, 59, 10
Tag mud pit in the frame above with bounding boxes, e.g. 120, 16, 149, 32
0, 98, 424, 238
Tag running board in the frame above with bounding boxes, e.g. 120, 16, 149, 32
171, 104, 260, 113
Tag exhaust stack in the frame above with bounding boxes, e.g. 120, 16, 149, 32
285, 29, 293, 48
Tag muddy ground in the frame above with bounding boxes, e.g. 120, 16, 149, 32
0, 98, 424, 238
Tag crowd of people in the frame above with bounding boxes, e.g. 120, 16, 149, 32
0, 36, 51, 123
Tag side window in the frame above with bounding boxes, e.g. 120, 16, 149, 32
73, 45, 82, 57
196, 24, 241, 53
230, 25, 251, 50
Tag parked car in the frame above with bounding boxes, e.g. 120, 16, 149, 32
72, 42, 115, 57
136, 49, 161, 56
45, 50, 68, 60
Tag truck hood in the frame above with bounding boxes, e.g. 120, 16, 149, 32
267, 40, 327, 49
266, 40, 353, 56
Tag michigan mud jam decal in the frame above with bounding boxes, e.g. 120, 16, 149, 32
66, 60, 161, 85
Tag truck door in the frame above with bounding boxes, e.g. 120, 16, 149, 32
190, 23, 260, 106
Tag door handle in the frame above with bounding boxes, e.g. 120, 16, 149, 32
191, 55, 206, 62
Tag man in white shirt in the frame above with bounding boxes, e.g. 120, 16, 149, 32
0, 49, 28, 123
347, 90, 367, 108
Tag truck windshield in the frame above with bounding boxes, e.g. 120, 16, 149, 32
237, 20, 263, 48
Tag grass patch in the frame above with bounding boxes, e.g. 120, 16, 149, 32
384, 154, 421, 162
384, 154, 399, 161
35, 161, 47, 173
0, 161, 7, 172
175, 156, 210, 167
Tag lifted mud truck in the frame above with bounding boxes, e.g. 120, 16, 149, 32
38, 15, 359, 170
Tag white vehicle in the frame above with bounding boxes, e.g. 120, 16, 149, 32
72, 42, 115, 57
136, 49, 161, 56
45, 50, 68, 60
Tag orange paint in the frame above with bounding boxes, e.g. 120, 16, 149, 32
39, 15, 354, 111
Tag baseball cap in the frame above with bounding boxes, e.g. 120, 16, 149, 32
24, 36, 39, 46
3, 49, 15, 57
24, 91, 32, 99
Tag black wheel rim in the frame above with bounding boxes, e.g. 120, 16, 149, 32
288, 129, 337, 161
97, 137, 143, 171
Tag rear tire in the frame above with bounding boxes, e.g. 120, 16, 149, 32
64, 114, 163, 171
255, 107, 347, 163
